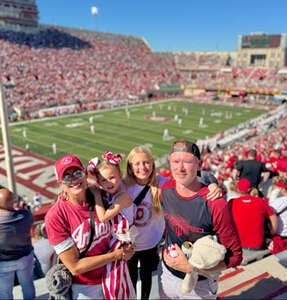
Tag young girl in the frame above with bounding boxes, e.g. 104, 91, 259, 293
88, 151, 133, 225
87, 151, 137, 299
87, 151, 137, 245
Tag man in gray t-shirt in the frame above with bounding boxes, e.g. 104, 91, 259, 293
0, 188, 35, 300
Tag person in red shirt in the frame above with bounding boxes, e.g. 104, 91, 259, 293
45, 155, 134, 299
230, 178, 277, 249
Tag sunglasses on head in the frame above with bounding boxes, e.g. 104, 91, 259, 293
61, 170, 85, 185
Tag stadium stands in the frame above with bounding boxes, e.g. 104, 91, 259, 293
1, 25, 287, 116
0, 25, 178, 111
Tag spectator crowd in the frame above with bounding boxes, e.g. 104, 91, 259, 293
1, 25, 287, 119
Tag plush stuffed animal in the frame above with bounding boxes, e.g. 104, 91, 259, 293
181, 235, 226, 294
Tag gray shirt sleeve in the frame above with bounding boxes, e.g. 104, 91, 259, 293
198, 169, 218, 185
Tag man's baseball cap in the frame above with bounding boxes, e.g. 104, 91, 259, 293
237, 178, 251, 192
277, 158, 287, 173
170, 140, 201, 160
55, 155, 85, 180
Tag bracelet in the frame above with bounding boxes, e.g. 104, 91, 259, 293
192, 266, 198, 273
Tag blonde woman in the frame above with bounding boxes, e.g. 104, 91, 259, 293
125, 146, 221, 299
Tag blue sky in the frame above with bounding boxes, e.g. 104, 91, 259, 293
37, 0, 286, 52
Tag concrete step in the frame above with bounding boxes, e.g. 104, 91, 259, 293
12, 250, 287, 300
218, 250, 287, 299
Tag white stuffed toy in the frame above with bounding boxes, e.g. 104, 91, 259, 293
181, 235, 226, 294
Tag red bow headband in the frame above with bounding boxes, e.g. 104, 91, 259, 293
102, 151, 122, 165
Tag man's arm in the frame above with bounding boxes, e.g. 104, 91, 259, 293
261, 171, 270, 183
212, 199, 243, 268
268, 213, 278, 236
231, 168, 239, 179
199, 169, 218, 185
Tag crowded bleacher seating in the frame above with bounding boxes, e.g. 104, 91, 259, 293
0, 25, 179, 112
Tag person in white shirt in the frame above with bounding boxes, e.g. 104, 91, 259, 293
269, 179, 287, 238
33, 192, 42, 207
52, 143, 57, 155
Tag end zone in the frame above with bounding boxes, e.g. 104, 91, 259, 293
0, 143, 58, 203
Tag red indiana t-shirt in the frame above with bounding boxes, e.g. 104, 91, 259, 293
45, 197, 110, 285
231, 195, 274, 248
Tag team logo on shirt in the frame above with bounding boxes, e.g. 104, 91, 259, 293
134, 202, 151, 227
164, 212, 204, 236
72, 219, 110, 251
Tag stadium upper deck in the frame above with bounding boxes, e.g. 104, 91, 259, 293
0, 0, 38, 29
1, 23, 287, 113
0, 25, 178, 111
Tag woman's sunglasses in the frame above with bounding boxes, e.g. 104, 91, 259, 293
61, 170, 85, 185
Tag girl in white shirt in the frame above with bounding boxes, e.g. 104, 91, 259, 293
125, 146, 165, 300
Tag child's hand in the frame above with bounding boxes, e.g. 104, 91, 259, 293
121, 243, 135, 261
122, 243, 135, 252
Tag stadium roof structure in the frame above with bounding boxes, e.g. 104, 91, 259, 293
0, 0, 39, 29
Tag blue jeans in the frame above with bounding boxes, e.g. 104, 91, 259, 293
72, 283, 104, 299
0, 252, 35, 300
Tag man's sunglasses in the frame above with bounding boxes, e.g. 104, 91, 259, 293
61, 170, 85, 185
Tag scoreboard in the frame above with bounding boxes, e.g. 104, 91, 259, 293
241, 34, 281, 48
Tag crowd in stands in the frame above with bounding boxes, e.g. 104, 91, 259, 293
200, 108, 287, 188
1, 25, 287, 117
173, 52, 232, 67
0, 26, 178, 112
179, 66, 287, 93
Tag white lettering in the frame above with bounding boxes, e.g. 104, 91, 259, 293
72, 220, 110, 250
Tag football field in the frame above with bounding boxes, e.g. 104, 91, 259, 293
6, 99, 266, 168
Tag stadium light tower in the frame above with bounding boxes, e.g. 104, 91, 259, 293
91, 6, 98, 30
0, 66, 17, 194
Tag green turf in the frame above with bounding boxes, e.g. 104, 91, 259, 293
5, 100, 266, 169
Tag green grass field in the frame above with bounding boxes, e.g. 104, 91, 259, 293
6, 100, 266, 169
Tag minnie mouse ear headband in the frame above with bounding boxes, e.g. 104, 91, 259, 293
87, 151, 122, 175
